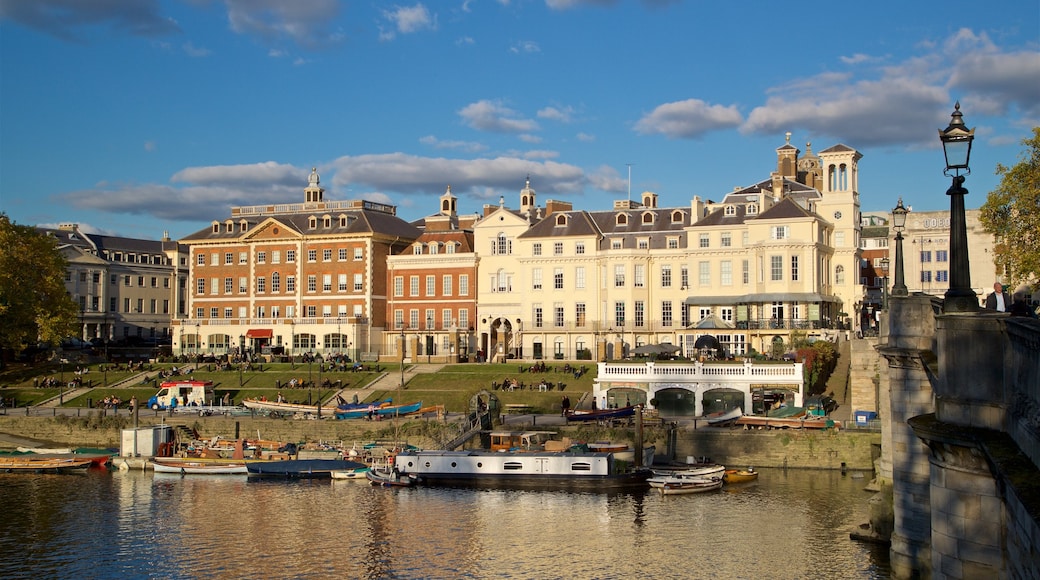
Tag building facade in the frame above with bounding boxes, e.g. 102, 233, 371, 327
385, 187, 480, 362
174, 168, 420, 360
471, 136, 865, 361
42, 224, 185, 347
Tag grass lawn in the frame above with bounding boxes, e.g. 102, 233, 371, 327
1, 360, 599, 413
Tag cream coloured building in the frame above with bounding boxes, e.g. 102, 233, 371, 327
473, 136, 865, 361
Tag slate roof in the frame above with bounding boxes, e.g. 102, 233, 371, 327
180, 207, 421, 242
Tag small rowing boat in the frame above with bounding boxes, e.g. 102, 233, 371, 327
366, 467, 415, 487
0, 456, 93, 472
152, 459, 248, 475
723, 468, 759, 484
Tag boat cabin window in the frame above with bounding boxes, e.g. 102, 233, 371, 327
503, 462, 524, 470
570, 463, 592, 471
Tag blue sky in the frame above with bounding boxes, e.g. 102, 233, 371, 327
1, 0, 1038, 241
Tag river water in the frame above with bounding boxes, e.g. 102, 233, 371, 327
0, 467, 890, 579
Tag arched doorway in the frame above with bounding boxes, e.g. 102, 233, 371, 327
701, 387, 744, 415
651, 387, 697, 417
484, 318, 515, 363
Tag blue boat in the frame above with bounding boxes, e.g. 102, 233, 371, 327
336, 398, 392, 412
246, 459, 367, 478
335, 401, 423, 420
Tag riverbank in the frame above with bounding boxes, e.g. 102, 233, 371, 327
0, 413, 880, 471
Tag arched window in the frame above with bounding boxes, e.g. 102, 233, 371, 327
271, 272, 281, 293
413, 244, 422, 255
746, 204, 758, 215
616, 214, 628, 226
835, 265, 845, 285
724, 206, 736, 216
556, 214, 567, 226
446, 243, 456, 254
642, 212, 654, 224
672, 210, 685, 223
429, 242, 438, 255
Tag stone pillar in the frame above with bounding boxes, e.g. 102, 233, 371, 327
877, 295, 939, 578
908, 415, 1006, 579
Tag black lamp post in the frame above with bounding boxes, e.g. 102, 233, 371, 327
399, 324, 406, 390
290, 320, 295, 369
939, 102, 977, 312
194, 322, 200, 358
880, 257, 890, 310
891, 198, 909, 297
426, 316, 433, 364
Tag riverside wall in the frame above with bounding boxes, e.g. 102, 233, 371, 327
0, 414, 881, 470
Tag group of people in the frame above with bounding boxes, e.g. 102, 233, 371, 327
985, 282, 1038, 318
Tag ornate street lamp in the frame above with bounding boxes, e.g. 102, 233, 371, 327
939, 102, 977, 312
880, 257, 890, 310
239, 334, 245, 386
891, 198, 909, 297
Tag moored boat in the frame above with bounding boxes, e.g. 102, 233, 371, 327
650, 463, 726, 480
330, 466, 372, 480
8, 449, 113, 468
334, 401, 423, 420
394, 449, 652, 491
657, 476, 724, 495
246, 458, 367, 478
366, 466, 414, 487
0, 456, 94, 472
241, 398, 331, 416
705, 407, 743, 426
152, 459, 248, 475
735, 415, 837, 430
564, 405, 636, 423
723, 468, 759, 484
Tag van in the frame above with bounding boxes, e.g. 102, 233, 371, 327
147, 380, 214, 410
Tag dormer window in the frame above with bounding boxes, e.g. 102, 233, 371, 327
429, 242, 439, 255
616, 214, 629, 226
747, 204, 758, 215
212, 223, 219, 233
671, 210, 684, 223
642, 212, 654, 224
446, 243, 456, 254
239, 220, 248, 232
724, 206, 736, 216
555, 214, 568, 226
308, 217, 317, 229
339, 216, 348, 227
413, 244, 422, 255
323, 216, 331, 228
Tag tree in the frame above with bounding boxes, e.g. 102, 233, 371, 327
0, 214, 79, 367
979, 127, 1040, 288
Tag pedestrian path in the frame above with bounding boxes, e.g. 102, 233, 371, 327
823, 336, 852, 422
328, 363, 445, 405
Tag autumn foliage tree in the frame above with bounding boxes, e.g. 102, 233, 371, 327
0, 214, 79, 368
979, 127, 1040, 289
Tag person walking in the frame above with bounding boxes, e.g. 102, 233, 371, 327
985, 282, 1008, 312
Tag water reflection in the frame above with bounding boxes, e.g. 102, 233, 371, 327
0, 469, 889, 579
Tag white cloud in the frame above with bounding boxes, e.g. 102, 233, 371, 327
576, 132, 595, 142
459, 100, 540, 133
171, 161, 303, 187
840, 53, 875, 65
382, 4, 436, 36
182, 41, 211, 57
510, 40, 540, 54
328, 153, 586, 201
519, 134, 542, 144
585, 165, 627, 193
739, 28, 1036, 147
538, 105, 575, 123
418, 135, 487, 153
0, 0, 180, 41
634, 99, 743, 139
225, 0, 343, 49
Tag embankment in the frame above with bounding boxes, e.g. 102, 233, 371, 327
0, 415, 880, 471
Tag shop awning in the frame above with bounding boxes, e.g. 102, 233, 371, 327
245, 329, 273, 339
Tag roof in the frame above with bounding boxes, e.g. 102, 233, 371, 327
180, 206, 421, 242
683, 292, 838, 305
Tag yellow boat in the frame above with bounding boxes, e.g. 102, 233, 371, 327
723, 468, 759, 484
